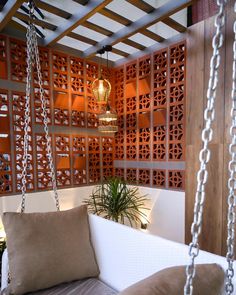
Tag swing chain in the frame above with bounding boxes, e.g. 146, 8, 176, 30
20, 23, 35, 213
225, 3, 236, 293
32, 27, 60, 211
184, 1, 227, 294
20, 2, 60, 212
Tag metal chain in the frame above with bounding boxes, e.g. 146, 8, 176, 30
20, 1, 60, 212
20, 23, 35, 213
184, 1, 227, 294
31, 27, 60, 211
225, 2, 236, 294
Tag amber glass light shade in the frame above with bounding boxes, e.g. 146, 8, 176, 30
92, 77, 111, 104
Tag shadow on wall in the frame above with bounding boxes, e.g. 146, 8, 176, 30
0, 186, 185, 243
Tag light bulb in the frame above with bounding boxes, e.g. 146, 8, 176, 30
98, 79, 105, 98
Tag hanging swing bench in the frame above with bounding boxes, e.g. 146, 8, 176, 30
1, 0, 236, 294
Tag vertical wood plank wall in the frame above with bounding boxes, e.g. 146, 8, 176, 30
185, 0, 234, 255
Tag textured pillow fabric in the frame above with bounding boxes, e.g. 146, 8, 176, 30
2, 205, 99, 295
119, 264, 225, 295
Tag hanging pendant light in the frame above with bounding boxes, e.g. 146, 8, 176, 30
92, 46, 112, 105
98, 104, 118, 134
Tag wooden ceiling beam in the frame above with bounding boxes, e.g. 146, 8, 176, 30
0, 0, 24, 31
82, 20, 113, 36
122, 39, 145, 51
112, 48, 129, 58
15, 11, 57, 31
84, 0, 193, 58
73, 0, 90, 5
140, 28, 165, 42
34, 0, 72, 20
126, 0, 186, 33
44, 0, 112, 46
68, 31, 97, 45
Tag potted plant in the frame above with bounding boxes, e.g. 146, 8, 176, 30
84, 177, 149, 227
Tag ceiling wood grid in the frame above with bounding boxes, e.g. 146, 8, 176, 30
0, 0, 194, 64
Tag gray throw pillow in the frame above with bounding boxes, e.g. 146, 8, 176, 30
119, 264, 225, 295
3, 205, 99, 295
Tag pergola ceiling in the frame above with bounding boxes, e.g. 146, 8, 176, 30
0, 0, 194, 65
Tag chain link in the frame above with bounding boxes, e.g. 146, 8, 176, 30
32, 26, 60, 211
20, 4, 60, 211
184, 1, 227, 294
225, 2, 236, 293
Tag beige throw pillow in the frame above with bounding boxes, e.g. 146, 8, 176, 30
3, 205, 99, 295
119, 264, 225, 295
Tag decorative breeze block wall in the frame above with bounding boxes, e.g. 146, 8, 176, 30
114, 41, 186, 190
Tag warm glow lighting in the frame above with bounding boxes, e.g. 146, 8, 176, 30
98, 125, 118, 133
92, 77, 111, 104
98, 110, 117, 122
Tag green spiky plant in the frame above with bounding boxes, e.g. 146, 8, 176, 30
84, 177, 149, 227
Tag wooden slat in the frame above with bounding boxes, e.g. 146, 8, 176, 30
140, 28, 165, 42
99, 7, 131, 26
15, 11, 57, 31
162, 17, 186, 32
44, 0, 112, 46
73, 0, 90, 5
123, 39, 145, 50
82, 20, 113, 36
0, 0, 24, 31
84, 0, 193, 58
68, 31, 97, 45
112, 48, 129, 57
34, 0, 72, 19
8, 19, 26, 32
127, 0, 186, 33
126, 0, 154, 13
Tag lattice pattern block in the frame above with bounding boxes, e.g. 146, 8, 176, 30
126, 62, 137, 82
169, 143, 184, 160
126, 96, 136, 113
86, 61, 98, 79
12, 92, 34, 191
10, 38, 27, 82
115, 98, 124, 115
154, 88, 167, 108
35, 134, 53, 190
55, 135, 71, 187
70, 57, 85, 94
126, 113, 137, 129
103, 168, 113, 180
139, 94, 151, 111
34, 48, 50, 88
115, 83, 124, 101
72, 135, 87, 185
154, 70, 167, 88
153, 170, 166, 188
153, 125, 166, 142
154, 49, 168, 70
115, 67, 124, 84
168, 170, 185, 190
71, 111, 85, 127
0, 90, 12, 194
139, 56, 151, 78
169, 104, 184, 123
138, 169, 150, 185
54, 108, 69, 125
139, 128, 150, 160
88, 136, 100, 183
170, 84, 185, 104
115, 131, 124, 160
153, 143, 166, 160
126, 145, 137, 160
170, 43, 185, 65
114, 168, 125, 180
126, 168, 137, 184
0, 35, 7, 79
169, 123, 184, 141
87, 112, 98, 128
87, 96, 100, 113
34, 88, 51, 124
89, 168, 100, 184
52, 52, 68, 91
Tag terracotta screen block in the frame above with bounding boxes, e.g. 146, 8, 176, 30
139, 112, 150, 128
72, 95, 85, 111
153, 109, 166, 126
0, 116, 9, 133
0, 61, 7, 79
0, 137, 10, 153
53, 91, 69, 108
138, 77, 151, 95
126, 81, 136, 97
56, 155, 70, 169
73, 156, 86, 169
